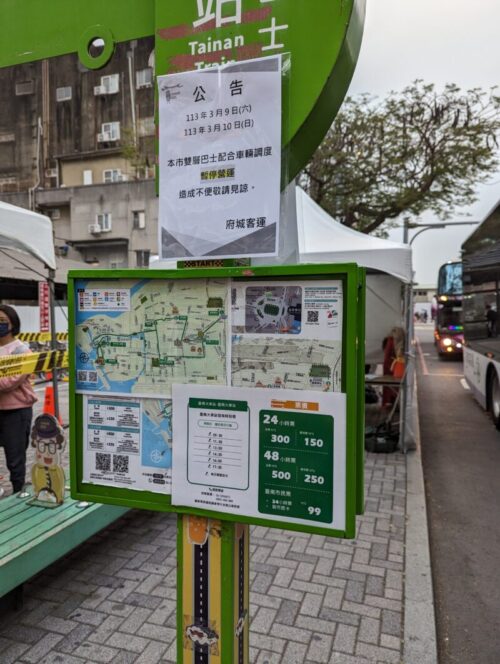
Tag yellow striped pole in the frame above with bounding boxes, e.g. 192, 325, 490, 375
178, 516, 249, 664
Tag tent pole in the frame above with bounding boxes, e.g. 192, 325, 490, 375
399, 281, 413, 453
47, 269, 60, 421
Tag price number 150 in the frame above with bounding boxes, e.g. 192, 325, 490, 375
304, 437, 324, 448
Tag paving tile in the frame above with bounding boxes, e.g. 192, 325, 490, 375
22, 634, 65, 663
72, 642, 119, 663
333, 624, 357, 655
307, 632, 334, 663
251, 607, 278, 634
274, 599, 300, 625
106, 631, 148, 653
134, 640, 169, 663
281, 641, 309, 663
1, 642, 31, 664
358, 616, 380, 645
56, 624, 95, 655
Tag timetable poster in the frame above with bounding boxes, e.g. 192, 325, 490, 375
172, 384, 347, 532
82, 395, 172, 493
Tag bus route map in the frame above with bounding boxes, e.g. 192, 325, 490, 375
75, 278, 229, 397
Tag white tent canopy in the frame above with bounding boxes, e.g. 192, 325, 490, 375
0, 201, 56, 270
296, 187, 412, 283
296, 187, 416, 450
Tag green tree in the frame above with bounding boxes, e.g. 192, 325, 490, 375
301, 81, 500, 234
121, 126, 153, 179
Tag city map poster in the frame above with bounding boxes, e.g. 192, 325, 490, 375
82, 396, 172, 494
74, 278, 230, 397
171, 384, 347, 532
231, 280, 343, 392
158, 55, 282, 260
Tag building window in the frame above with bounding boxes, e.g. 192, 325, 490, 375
98, 122, 121, 142
135, 250, 150, 268
15, 80, 34, 96
137, 116, 155, 137
94, 73, 119, 95
56, 86, 72, 102
133, 210, 146, 230
136, 68, 153, 89
103, 169, 124, 183
96, 212, 112, 232
83, 170, 93, 185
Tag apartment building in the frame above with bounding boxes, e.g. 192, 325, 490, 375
0, 36, 158, 268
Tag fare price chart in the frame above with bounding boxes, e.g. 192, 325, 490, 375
258, 410, 334, 523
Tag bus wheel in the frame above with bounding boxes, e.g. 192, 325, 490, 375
488, 370, 500, 430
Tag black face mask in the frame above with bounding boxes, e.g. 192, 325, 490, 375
0, 322, 11, 337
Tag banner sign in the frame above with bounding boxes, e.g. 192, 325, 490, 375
172, 384, 347, 532
39, 281, 50, 332
158, 55, 282, 260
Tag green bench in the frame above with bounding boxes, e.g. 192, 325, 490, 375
0, 490, 128, 610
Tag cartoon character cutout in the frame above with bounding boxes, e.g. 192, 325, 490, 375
31, 414, 66, 505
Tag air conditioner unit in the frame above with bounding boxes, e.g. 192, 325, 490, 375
45, 168, 58, 178
97, 131, 112, 142
94, 85, 106, 95
88, 224, 102, 235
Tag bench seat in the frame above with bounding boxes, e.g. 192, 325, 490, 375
0, 490, 128, 600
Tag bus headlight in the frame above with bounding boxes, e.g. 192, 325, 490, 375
442, 338, 453, 347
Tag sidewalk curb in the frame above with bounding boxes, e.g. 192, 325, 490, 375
403, 380, 438, 664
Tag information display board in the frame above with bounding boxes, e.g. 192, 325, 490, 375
172, 385, 347, 533
69, 263, 364, 538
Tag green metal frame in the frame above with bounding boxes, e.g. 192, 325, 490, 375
68, 262, 364, 539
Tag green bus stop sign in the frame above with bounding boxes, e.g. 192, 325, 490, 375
0, 1, 364, 181
155, 0, 366, 181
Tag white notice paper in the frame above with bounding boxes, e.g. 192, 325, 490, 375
172, 384, 347, 532
83, 395, 171, 494
158, 55, 282, 260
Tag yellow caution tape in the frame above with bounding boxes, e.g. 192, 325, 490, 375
0, 350, 68, 377
17, 332, 68, 342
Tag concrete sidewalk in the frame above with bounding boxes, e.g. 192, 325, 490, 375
0, 447, 436, 664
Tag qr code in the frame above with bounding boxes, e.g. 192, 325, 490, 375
95, 453, 111, 472
113, 455, 129, 473
307, 310, 319, 323
77, 370, 98, 384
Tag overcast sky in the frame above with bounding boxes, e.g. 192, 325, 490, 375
346, 0, 500, 285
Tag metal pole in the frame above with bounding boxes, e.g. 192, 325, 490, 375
47, 268, 60, 421
178, 515, 249, 664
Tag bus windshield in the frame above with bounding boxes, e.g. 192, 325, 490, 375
438, 263, 463, 296
437, 306, 462, 330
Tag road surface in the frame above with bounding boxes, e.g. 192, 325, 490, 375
416, 325, 500, 664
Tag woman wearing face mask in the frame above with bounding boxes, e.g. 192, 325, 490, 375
0, 305, 37, 494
